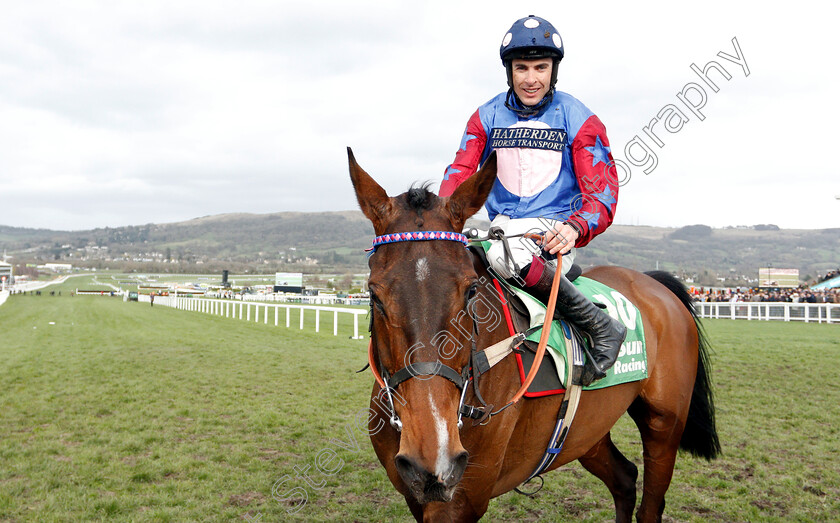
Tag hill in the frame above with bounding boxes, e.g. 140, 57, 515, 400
1, 214, 838, 286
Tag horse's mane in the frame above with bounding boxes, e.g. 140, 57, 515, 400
405, 182, 437, 212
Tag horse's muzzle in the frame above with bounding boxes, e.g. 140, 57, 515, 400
394, 451, 469, 503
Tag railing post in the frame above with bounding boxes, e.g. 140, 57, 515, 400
784, 303, 790, 322
300, 308, 304, 329
353, 313, 359, 339
316, 310, 320, 333
286, 306, 290, 327
275, 306, 279, 326
264, 305, 268, 324
353, 313, 360, 339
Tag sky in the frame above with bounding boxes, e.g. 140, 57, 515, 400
0, 1, 837, 231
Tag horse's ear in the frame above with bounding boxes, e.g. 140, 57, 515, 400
445, 151, 497, 231
348, 147, 393, 231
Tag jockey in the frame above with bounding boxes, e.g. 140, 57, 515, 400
439, 15, 626, 386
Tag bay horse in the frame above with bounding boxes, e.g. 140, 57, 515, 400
348, 148, 720, 522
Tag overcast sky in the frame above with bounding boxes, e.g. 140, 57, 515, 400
0, 1, 837, 231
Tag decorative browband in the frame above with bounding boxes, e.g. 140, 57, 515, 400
367, 231, 470, 252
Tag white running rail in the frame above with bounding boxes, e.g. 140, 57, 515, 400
143, 295, 368, 338
694, 301, 839, 324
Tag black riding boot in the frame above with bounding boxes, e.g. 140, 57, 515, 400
520, 260, 627, 386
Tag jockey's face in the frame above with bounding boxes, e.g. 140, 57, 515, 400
511, 58, 552, 106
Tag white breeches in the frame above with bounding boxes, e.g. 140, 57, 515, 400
485, 215, 576, 280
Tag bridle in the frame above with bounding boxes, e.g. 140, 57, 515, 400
365, 229, 558, 433
366, 231, 480, 432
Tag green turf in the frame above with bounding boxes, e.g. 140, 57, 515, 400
1, 290, 838, 521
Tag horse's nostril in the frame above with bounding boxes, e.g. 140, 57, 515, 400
394, 454, 421, 483
454, 451, 468, 470
445, 451, 469, 486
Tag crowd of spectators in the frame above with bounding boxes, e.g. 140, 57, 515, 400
814, 268, 840, 284
692, 286, 840, 303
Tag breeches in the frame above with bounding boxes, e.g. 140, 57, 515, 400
485, 215, 576, 280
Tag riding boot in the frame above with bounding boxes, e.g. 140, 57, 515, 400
520, 258, 627, 386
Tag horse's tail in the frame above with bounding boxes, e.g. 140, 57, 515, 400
644, 270, 722, 460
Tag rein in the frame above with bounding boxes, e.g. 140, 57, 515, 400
365, 229, 558, 430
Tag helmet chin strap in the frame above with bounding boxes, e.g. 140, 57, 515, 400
504, 87, 555, 117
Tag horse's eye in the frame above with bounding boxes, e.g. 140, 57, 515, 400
370, 292, 386, 315
466, 283, 478, 301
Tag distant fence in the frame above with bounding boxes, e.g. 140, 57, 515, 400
143, 295, 838, 330
695, 301, 839, 324
142, 295, 368, 338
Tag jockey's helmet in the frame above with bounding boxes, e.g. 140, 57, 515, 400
499, 15, 564, 90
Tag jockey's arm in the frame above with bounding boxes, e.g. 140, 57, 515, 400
440, 109, 487, 197
563, 114, 620, 248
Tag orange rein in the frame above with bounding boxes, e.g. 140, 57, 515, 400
507, 252, 560, 405
368, 339, 386, 389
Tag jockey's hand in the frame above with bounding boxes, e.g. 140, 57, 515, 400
541, 222, 579, 256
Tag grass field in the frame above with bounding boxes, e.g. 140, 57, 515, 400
1, 279, 838, 522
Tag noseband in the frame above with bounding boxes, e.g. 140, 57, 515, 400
367, 231, 478, 432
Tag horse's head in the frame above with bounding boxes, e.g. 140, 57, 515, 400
348, 148, 497, 504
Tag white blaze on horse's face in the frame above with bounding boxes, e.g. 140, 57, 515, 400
429, 391, 450, 480
415, 257, 430, 282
